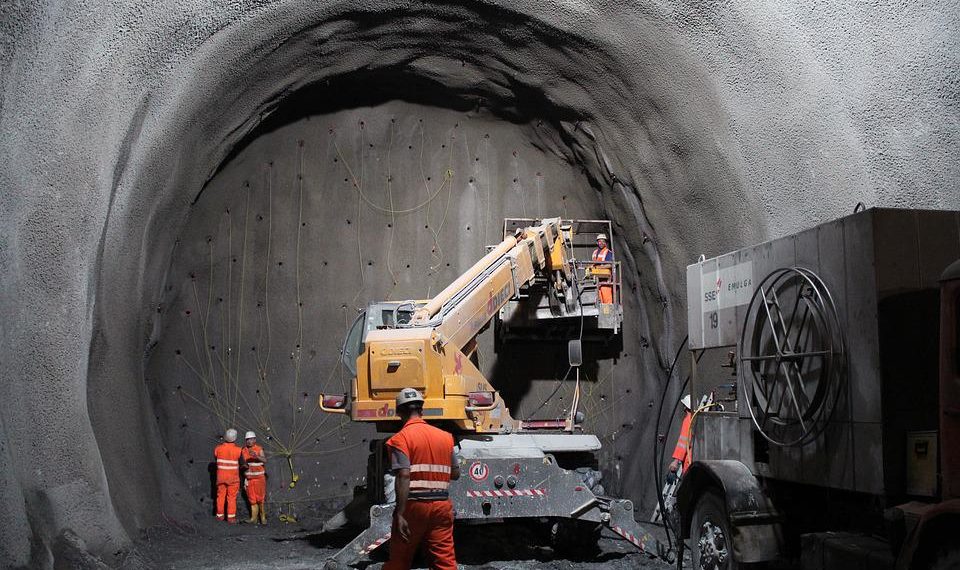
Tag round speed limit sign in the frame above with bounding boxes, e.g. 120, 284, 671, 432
469, 461, 489, 482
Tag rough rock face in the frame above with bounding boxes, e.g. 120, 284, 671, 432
0, 0, 957, 566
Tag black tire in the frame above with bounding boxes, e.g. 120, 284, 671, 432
691, 489, 739, 570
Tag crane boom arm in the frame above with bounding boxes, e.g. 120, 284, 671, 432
325, 217, 577, 433
414, 219, 564, 351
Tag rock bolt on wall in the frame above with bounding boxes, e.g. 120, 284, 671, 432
0, 0, 957, 566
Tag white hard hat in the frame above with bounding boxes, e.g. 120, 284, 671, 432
224, 428, 238, 442
396, 387, 425, 407
596, 233, 608, 241
245, 431, 256, 440
681, 395, 692, 410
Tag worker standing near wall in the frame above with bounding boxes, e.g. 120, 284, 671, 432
591, 233, 615, 304
214, 428, 244, 523
241, 431, 267, 525
384, 388, 461, 570
668, 395, 693, 481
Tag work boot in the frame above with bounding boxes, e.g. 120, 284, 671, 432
246, 504, 259, 524
258, 503, 267, 525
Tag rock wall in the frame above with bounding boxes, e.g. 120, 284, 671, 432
1, 0, 957, 566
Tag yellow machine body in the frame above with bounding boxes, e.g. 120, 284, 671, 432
320, 217, 618, 434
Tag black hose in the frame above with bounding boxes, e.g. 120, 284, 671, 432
651, 335, 688, 549
653, 340, 707, 559
523, 365, 573, 421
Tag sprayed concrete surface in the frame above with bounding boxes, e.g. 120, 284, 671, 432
144, 100, 618, 516
1, 0, 958, 567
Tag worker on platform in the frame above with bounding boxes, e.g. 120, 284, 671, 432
214, 428, 244, 523
241, 431, 267, 525
384, 388, 461, 570
668, 395, 693, 483
591, 233, 615, 304
591, 233, 614, 263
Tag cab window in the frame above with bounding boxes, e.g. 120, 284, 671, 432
341, 311, 365, 377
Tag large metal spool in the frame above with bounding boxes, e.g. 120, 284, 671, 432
739, 267, 846, 447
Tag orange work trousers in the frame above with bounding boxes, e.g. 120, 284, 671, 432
245, 477, 266, 503
385, 500, 457, 570
598, 282, 613, 304
216, 481, 240, 521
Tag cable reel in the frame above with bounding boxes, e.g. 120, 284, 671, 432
739, 267, 846, 447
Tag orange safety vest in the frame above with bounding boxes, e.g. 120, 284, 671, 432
386, 417, 454, 501
214, 442, 243, 484
241, 445, 266, 479
592, 247, 612, 262
672, 412, 693, 470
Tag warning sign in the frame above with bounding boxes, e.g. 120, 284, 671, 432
469, 461, 489, 482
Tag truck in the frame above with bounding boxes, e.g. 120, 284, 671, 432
318, 217, 667, 568
676, 208, 960, 570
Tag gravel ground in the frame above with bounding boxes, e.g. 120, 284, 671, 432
129, 513, 679, 569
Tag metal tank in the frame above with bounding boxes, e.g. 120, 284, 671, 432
677, 207, 960, 569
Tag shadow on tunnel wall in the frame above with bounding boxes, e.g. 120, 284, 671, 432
490, 336, 631, 421
204, 68, 585, 205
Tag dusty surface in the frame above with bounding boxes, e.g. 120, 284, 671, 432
132, 516, 674, 570
0, 0, 957, 567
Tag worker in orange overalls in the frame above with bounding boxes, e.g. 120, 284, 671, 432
384, 388, 461, 570
668, 395, 693, 483
591, 233, 615, 304
241, 431, 267, 525
214, 428, 244, 523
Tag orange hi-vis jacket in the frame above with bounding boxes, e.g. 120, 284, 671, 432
215, 442, 243, 484
592, 247, 613, 262
386, 417, 454, 500
241, 445, 266, 479
672, 411, 693, 471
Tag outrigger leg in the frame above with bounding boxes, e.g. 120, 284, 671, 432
323, 504, 394, 570
602, 497, 673, 560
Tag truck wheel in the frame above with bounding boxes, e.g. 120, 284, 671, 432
692, 489, 738, 570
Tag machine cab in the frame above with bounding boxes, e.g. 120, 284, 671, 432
340, 302, 423, 378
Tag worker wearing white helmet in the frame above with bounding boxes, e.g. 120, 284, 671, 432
591, 233, 615, 304
214, 428, 244, 523
384, 388, 461, 570
592, 233, 614, 262
241, 430, 268, 524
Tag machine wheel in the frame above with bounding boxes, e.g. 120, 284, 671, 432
691, 490, 739, 570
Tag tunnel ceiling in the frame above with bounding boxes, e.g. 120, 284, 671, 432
1, 0, 957, 567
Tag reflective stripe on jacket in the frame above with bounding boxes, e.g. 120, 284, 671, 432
387, 417, 455, 500
672, 412, 693, 470
214, 443, 243, 484
592, 247, 613, 262
242, 444, 266, 479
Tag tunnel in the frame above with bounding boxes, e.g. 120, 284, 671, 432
1, 0, 957, 567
